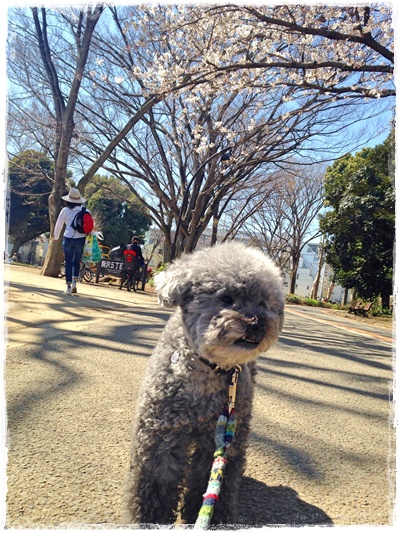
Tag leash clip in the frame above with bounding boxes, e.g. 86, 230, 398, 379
228, 364, 242, 414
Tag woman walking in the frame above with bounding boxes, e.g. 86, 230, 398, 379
53, 188, 89, 295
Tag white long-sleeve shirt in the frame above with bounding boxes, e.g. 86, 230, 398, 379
54, 205, 89, 240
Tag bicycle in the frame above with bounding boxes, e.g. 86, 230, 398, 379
99, 244, 111, 259
119, 252, 139, 291
59, 261, 94, 282
79, 262, 96, 283
122, 268, 138, 292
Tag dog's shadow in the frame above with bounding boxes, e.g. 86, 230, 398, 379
235, 477, 333, 528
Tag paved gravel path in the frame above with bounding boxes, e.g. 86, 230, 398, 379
3, 265, 396, 528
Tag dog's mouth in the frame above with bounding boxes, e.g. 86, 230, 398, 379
234, 336, 262, 349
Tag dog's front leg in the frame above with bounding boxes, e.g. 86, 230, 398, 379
181, 433, 216, 524
125, 433, 189, 526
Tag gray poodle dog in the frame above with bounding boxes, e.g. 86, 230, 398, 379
125, 241, 284, 526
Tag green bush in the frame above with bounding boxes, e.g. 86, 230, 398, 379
147, 262, 169, 286
303, 297, 322, 307
285, 292, 392, 317
286, 294, 303, 305
285, 294, 347, 310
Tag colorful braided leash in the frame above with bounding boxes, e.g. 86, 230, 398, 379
194, 364, 242, 529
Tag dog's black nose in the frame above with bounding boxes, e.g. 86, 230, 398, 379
243, 314, 264, 335
244, 314, 258, 326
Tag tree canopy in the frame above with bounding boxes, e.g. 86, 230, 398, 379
124, 4, 394, 100
242, 162, 324, 293
319, 132, 395, 308
84, 175, 151, 250
7, 150, 53, 255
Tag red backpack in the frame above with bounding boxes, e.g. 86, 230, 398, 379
123, 248, 138, 270
71, 206, 94, 235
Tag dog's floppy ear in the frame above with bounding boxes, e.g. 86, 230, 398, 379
154, 269, 192, 308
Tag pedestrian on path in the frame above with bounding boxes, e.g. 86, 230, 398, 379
53, 187, 89, 295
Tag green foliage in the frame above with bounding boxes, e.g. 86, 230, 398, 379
286, 293, 303, 305
147, 262, 169, 286
370, 297, 393, 317
319, 131, 395, 308
8, 150, 53, 250
84, 175, 152, 248
285, 293, 345, 309
154, 263, 168, 273
303, 297, 323, 307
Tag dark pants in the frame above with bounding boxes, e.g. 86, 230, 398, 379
63, 237, 86, 283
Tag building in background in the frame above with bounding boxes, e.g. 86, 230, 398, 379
7, 234, 49, 266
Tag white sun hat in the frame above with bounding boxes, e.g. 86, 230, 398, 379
62, 188, 86, 204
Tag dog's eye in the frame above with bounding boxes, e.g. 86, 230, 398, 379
258, 300, 267, 308
220, 294, 234, 306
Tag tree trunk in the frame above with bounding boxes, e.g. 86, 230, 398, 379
310, 267, 321, 299
43, 238, 64, 277
211, 215, 219, 246
41, 181, 66, 276
289, 258, 299, 295
163, 239, 173, 264
341, 287, 349, 305
211, 198, 220, 246
326, 280, 335, 301
10, 237, 25, 257
310, 241, 325, 299
381, 289, 391, 310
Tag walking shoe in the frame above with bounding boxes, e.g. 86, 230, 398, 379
71, 281, 77, 294
65, 285, 72, 295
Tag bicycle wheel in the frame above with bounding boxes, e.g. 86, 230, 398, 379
126, 274, 132, 292
133, 269, 141, 291
83, 267, 94, 283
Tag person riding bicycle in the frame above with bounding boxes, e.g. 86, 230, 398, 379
128, 236, 145, 265
119, 236, 144, 290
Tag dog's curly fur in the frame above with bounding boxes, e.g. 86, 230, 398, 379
125, 242, 284, 526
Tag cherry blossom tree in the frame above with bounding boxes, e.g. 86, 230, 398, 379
76, 3, 394, 188
7, 4, 394, 269
76, 74, 368, 260
69, 5, 392, 259
128, 4, 393, 100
